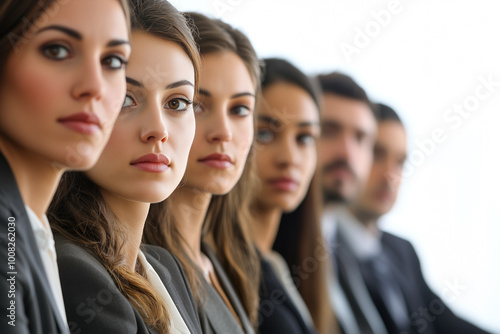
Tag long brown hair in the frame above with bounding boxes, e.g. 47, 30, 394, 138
0, 0, 130, 77
48, 0, 200, 332
259, 58, 338, 334
144, 12, 261, 327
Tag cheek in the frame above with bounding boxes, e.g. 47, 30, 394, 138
234, 119, 254, 154
172, 116, 196, 160
101, 76, 127, 125
8, 58, 64, 116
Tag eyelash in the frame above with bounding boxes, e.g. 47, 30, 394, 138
122, 95, 193, 113
41, 43, 128, 70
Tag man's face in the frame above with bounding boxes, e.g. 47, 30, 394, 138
352, 120, 407, 219
319, 93, 377, 203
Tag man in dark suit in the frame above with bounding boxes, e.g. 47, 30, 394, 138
334, 104, 490, 333
0, 152, 69, 334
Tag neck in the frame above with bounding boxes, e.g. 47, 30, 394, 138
252, 202, 283, 255
349, 206, 379, 235
100, 189, 150, 270
168, 186, 212, 267
0, 137, 63, 228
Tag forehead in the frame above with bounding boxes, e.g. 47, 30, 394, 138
198, 51, 254, 96
321, 93, 376, 134
127, 31, 194, 87
260, 82, 319, 125
38, 0, 128, 41
376, 121, 407, 154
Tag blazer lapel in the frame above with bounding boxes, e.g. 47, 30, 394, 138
201, 242, 255, 334
0, 152, 68, 334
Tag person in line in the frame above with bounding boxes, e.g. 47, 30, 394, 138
48, 0, 202, 332
275, 72, 379, 334
337, 103, 491, 334
0, 0, 131, 333
249, 58, 326, 334
144, 12, 260, 334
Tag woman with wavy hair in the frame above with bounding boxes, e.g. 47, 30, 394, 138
0, 1, 130, 333
48, 0, 202, 333
144, 12, 260, 334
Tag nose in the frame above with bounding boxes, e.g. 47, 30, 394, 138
275, 136, 300, 167
206, 107, 233, 143
140, 104, 168, 144
71, 56, 105, 101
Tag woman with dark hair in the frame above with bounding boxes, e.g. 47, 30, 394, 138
0, 1, 130, 333
250, 58, 337, 334
144, 12, 260, 334
48, 0, 202, 333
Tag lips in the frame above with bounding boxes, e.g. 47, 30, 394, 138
57, 112, 101, 135
268, 177, 299, 191
198, 153, 233, 169
130, 153, 171, 173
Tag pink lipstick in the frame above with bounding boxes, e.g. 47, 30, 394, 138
57, 112, 101, 134
198, 153, 233, 169
130, 153, 170, 173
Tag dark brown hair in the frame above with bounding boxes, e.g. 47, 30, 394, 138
144, 12, 261, 326
0, 0, 130, 77
48, 0, 200, 332
260, 58, 338, 334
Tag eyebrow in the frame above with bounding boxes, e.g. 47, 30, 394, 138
127, 77, 194, 90
37, 25, 130, 47
259, 115, 318, 127
197, 89, 255, 99
37, 25, 82, 40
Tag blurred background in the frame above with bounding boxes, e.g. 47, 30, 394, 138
172, 0, 500, 331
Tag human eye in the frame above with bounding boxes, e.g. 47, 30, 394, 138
122, 94, 136, 108
257, 128, 274, 144
165, 98, 192, 112
231, 105, 251, 117
102, 54, 128, 70
41, 43, 71, 60
297, 133, 316, 145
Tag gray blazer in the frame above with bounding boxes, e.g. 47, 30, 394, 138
55, 235, 202, 334
198, 243, 255, 334
0, 152, 69, 334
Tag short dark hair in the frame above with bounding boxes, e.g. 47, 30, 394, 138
317, 71, 371, 105
374, 103, 402, 124
261, 58, 320, 109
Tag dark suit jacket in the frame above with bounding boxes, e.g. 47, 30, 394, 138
0, 152, 69, 334
258, 255, 317, 334
55, 235, 202, 334
335, 225, 492, 334
198, 242, 255, 334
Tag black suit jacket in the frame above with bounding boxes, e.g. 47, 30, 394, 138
334, 224, 492, 334
0, 152, 69, 334
55, 235, 202, 334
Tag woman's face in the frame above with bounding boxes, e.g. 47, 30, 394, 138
255, 82, 320, 212
184, 51, 255, 195
0, 0, 130, 170
85, 31, 196, 203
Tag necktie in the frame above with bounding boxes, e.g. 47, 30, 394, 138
360, 251, 411, 333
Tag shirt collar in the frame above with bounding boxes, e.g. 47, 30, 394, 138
25, 206, 54, 251
336, 206, 382, 260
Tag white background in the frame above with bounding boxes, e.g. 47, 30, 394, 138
172, 0, 500, 331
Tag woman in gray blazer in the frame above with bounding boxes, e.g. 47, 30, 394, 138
48, 0, 202, 333
0, 1, 131, 333
144, 12, 261, 334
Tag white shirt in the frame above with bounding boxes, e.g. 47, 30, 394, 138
137, 251, 191, 334
25, 206, 67, 325
335, 206, 382, 260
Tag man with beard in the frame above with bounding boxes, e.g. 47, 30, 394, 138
316, 72, 381, 334
336, 104, 490, 334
